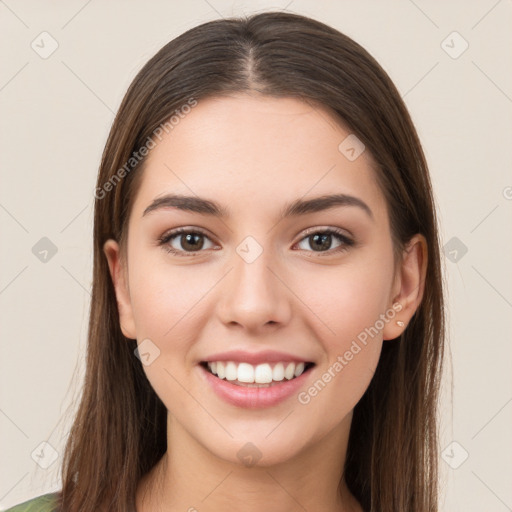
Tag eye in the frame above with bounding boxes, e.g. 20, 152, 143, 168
158, 227, 354, 257
294, 228, 354, 255
158, 228, 216, 257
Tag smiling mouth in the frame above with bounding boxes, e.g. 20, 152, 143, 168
200, 361, 316, 388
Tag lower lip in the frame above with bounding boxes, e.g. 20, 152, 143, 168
199, 364, 313, 409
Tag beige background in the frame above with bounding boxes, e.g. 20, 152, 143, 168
1, 1, 511, 510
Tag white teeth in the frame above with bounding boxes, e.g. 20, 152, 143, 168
206, 360, 310, 383
225, 361, 238, 381
216, 361, 225, 379
237, 362, 254, 383
284, 362, 295, 380
272, 362, 285, 381
254, 363, 273, 384
294, 362, 305, 377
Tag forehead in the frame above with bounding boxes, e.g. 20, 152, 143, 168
131, 94, 388, 221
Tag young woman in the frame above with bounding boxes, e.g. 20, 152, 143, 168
7, 11, 445, 512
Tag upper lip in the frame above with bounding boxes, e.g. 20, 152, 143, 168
201, 350, 314, 365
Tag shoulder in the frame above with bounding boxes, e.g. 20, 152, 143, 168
3, 492, 60, 512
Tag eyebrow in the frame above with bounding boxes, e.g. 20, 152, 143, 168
142, 193, 373, 220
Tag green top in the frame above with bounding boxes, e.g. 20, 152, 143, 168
4, 493, 60, 512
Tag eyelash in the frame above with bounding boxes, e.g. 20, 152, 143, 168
157, 227, 355, 258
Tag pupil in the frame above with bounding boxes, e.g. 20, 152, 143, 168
311, 233, 331, 251
183, 233, 203, 251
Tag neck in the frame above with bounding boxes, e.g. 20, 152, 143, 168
136, 411, 361, 512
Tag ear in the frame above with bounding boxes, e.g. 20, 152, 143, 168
103, 239, 137, 339
383, 234, 428, 340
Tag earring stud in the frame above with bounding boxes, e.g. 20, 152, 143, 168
396, 320, 405, 327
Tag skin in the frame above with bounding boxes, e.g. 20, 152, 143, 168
104, 93, 427, 512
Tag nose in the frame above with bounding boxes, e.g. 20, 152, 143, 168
216, 242, 292, 332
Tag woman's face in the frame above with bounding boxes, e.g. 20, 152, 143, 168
105, 94, 414, 467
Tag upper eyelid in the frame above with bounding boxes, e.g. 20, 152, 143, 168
160, 226, 215, 243
300, 225, 353, 239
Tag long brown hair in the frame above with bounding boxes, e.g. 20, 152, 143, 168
58, 11, 444, 512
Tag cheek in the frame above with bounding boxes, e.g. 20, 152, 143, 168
127, 256, 209, 410
296, 253, 394, 410
128, 248, 210, 339
301, 253, 394, 346
126, 251, 223, 394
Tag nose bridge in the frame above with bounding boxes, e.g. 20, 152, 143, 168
235, 237, 273, 291
232, 234, 278, 302
217, 234, 291, 328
